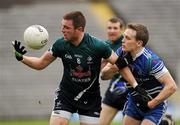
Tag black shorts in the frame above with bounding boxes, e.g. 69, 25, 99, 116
52, 88, 102, 118
102, 87, 128, 110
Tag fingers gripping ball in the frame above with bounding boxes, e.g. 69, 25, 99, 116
24, 25, 49, 50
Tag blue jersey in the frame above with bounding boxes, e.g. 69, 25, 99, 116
116, 47, 168, 99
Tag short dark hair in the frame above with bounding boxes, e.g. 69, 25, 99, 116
127, 23, 149, 46
108, 17, 125, 29
63, 11, 86, 30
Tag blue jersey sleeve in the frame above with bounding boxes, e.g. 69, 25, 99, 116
149, 58, 168, 79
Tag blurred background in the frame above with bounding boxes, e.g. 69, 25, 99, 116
0, 0, 180, 124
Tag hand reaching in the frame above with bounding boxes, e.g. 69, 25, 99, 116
12, 40, 27, 61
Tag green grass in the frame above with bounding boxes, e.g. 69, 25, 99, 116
0, 120, 120, 125
0, 119, 180, 125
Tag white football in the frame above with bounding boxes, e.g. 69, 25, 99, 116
24, 25, 49, 50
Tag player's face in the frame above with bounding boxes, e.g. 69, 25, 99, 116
107, 21, 122, 42
122, 28, 141, 53
61, 19, 79, 41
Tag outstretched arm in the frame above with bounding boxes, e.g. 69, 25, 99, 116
12, 40, 56, 70
22, 51, 56, 70
104, 51, 138, 87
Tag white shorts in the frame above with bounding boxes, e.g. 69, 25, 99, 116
51, 110, 99, 124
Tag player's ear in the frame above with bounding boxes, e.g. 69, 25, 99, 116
137, 40, 143, 46
77, 27, 84, 32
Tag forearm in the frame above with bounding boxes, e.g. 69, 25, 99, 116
22, 56, 45, 70
148, 84, 177, 108
119, 67, 137, 88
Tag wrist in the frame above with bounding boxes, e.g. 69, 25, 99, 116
15, 51, 23, 61
133, 82, 138, 88
148, 99, 158, 109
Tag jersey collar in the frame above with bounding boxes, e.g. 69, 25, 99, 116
133, 47, 145, 61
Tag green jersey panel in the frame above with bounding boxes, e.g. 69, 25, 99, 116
51, 33, 112, 96
105, 36, 123, 51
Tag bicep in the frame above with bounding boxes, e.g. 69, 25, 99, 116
158, 72, 176, 86
39, 51, 56, 68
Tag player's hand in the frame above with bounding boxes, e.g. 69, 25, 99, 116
134, 85, 152, 101
134, 85, 152, 112
115, 52, 133, 69
12, 40, 27, 61
110, 81, 127, 96
134, 94, 150, 112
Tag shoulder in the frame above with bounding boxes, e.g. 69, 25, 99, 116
50, 37, 65, 57
141, 47, 166, 72
105, 40, 111, 45
53, 37, 65, 47
142, 48, 162, 63
85, 33, 109, 48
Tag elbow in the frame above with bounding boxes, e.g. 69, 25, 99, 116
170, 83, 177, 94
33, 63, 46, 70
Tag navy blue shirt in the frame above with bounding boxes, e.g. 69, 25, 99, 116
116, 47, 168, 99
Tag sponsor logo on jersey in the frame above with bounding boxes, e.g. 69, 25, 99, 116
65, 54, 72, 59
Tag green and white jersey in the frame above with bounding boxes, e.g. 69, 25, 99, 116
50, 33, 112, 97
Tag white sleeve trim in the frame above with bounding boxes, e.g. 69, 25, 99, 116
154, 66, 168, 79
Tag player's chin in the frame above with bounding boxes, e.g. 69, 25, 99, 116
122, 48, 129, 53
64, 36, 69, 41
109, 36, 116, 41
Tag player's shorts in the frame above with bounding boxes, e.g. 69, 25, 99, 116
102, 86, 128, 110
51, 88, 101, 124
124, 96, 167, 124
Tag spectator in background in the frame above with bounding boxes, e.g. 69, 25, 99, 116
100, 17, 128, 125
101, 23, 177, 125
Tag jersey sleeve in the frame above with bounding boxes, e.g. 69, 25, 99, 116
48, 38, 63, 58
100, 41, 112, 59
149, 57, 168, 79
49, 42, 58, 57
